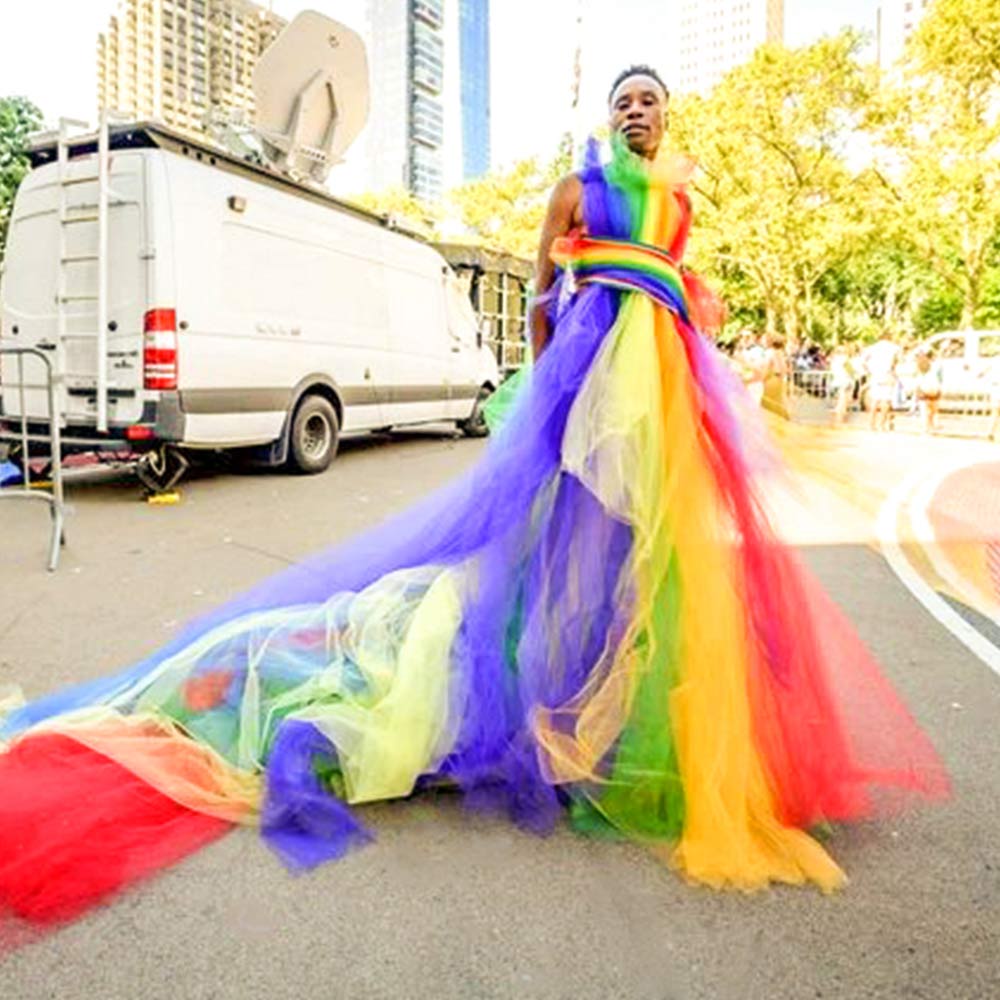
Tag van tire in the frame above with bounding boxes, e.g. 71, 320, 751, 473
288, 395, 339, 474
458, 387, 491, 438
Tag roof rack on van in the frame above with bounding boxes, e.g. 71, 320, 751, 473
27, 118, 427, 243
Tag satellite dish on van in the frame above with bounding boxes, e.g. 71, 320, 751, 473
252, 10, 369, 185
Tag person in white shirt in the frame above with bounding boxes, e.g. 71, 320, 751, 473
862, 334, 900, 432
736, 332, 769, 405
914, 349, 943, 434
829, 343, 859, 427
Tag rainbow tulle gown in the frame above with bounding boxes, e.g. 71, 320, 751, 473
0, 141, 948, 926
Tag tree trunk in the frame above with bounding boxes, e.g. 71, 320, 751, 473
783, 303, 799, 345
884, 279, 898, 333
765, 301, 778, 336
961, 275, 980, 329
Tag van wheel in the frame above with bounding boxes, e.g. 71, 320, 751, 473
458, 387, 491, 438
288, 395, 339, 474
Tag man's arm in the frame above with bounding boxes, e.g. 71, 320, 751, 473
529, 175, 582, 359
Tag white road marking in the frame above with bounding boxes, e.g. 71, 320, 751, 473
877, 468, 1000, 679
909, 460, 1000, 628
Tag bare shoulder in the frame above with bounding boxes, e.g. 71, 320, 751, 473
547, 173, 583, 228
550, 173, 582, 208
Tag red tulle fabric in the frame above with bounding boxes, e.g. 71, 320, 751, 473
746, 546, 951, 827
0, 734, 231, 925
682, 269, 727, 338
675, 320, 951, 825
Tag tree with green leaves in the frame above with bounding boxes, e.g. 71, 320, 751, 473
0, 96, 43, 261
351, 136, 571, 262
349, 185, 442, 239
813, 243, 945, 341
449, 135, 572, 259
868, 0, 1000, 329
912, 0, 1000, 92
449, 157, 553, 258
671, 32, 876, 343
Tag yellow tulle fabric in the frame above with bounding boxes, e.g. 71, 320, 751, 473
533, 176, 845, 890
39, 709, 261, 824
297, 568, 462, 803
33, 566, 464, 815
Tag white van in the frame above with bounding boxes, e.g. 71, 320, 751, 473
0, 121, 498, 488
920, 330, 1000, 407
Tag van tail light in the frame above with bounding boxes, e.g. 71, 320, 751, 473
143, 308, 178, 391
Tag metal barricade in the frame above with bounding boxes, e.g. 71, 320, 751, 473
782, 366, 999, 435
785, 369, 835, 423
789, 369, 834, 399
939, 390, 994, 417
0, 347, 66, 571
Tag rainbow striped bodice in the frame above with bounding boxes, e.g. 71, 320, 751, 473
550, 233, 692, 327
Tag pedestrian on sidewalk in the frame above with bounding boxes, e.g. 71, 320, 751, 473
762, 334, 791, 419
897, 340, 920, 415
863, 332, 900, 432
829, 342, 859, 427
735, 331, 768, 405
914, 349, 942, 435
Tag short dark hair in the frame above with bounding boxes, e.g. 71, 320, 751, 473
608, 65, 670, 105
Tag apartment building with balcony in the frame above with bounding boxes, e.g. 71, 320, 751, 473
96, 0, 285, 137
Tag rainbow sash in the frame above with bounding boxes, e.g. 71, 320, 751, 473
551, 234, 692, 326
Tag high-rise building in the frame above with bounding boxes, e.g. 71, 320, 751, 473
364, 0, 490, 202
96, 0, 285, 137
458, 0, 490, 180
675, 0, 784, 96
366, 0, 444, 200
877, 0, 931, 69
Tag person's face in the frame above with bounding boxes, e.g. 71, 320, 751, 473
609, 79, 667, 158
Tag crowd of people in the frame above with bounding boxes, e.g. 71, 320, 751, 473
723, 331, 1000, 439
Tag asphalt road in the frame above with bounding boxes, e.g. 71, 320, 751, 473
1, 427, 999, 1000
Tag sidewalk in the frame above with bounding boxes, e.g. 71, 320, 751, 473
790, 390, 996, 440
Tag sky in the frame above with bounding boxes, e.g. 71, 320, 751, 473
1, 0, 881, 180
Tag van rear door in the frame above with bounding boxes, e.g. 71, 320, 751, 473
1, 151, 147, 427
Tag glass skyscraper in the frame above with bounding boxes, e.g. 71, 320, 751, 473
458, 0, 490, 180
407, 0, 446, 199
366, 0, 491, 201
